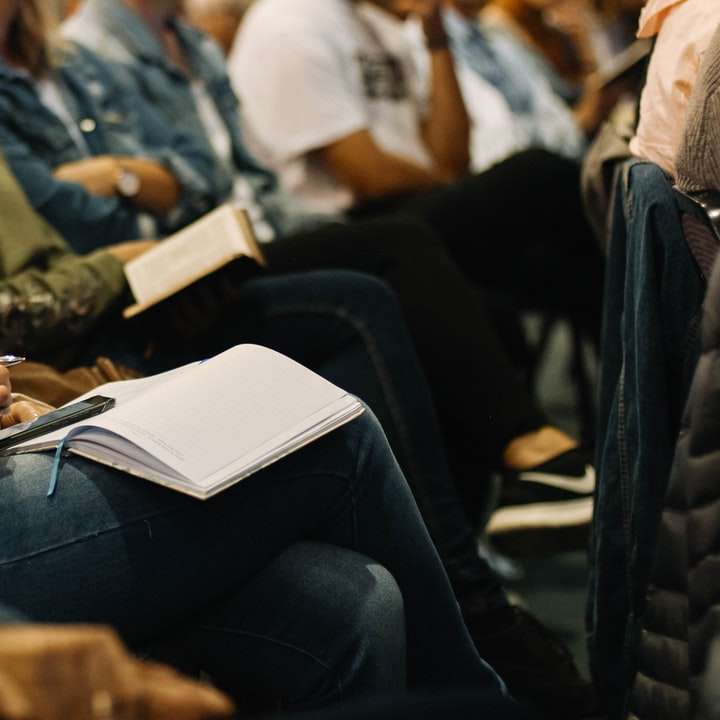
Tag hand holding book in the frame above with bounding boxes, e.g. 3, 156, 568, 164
123, 204, 264, 319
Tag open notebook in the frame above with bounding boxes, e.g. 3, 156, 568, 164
7, 345, 363, 499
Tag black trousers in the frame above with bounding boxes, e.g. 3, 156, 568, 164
353, 148, 605, 342
265, 216, 546, 517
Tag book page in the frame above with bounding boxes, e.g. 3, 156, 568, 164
73, 345, 357, 485
124, 205, 261, 307
8, 363, 200, 449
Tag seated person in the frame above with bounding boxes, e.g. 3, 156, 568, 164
60, 0, 597, 578
0, 0, 224, 252
440, 0, 586, 172
0, 365, 507, 711
629, 0, 720, 177
0, 152, 594, 716
441, 0, 631, 173
480, 0, 606, 96
229, 0, 604, 351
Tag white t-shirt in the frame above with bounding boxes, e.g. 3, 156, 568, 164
229, 0, 433, 214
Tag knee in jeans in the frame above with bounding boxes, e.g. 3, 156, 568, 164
336, 559, 406, 690
320, 271, 405, 329
354, 560, 404, 641
288, 543, 406, 696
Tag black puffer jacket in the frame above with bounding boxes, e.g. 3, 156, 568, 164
627, 256, 720, 720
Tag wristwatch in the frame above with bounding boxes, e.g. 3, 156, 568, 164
115, 167, 141, 198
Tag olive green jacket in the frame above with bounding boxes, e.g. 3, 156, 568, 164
0, 156, 126, 354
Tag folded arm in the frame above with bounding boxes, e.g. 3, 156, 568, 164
0, 125, 144, 253
53, 155, 181, 215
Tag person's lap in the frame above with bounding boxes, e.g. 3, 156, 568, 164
0, 410, 501, 692
70, 268, 505, 603
352, 149, 604, 336
0, 413, 388, 637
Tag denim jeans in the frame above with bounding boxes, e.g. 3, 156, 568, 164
589, 162, 704, 717
0, 411, 503, 708
74, 270, 505, 611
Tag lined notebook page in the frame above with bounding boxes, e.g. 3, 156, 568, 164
85, 345, 351, 482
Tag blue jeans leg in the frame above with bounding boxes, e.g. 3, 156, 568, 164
82, 270, 504, 608
0, 411, 503, 696
148, 542, 406, 709
209, 271, 506, 606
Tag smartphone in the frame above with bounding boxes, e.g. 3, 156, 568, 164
0, 395, 116, 452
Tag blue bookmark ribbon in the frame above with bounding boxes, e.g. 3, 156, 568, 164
48, 427, 84, 497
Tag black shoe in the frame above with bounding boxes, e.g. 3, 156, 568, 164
464, 605, 599, 719
488, 449, 594, 554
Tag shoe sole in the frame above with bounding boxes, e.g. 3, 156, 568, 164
487, 497, 594, 535
486, 498, 593, 557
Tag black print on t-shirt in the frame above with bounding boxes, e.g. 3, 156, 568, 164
357, 53, 408, 101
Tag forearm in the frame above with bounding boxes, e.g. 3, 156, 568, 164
0, 253, 126, 354
322, 139, 450, 198
55, 156, 181, 214
422, 48, 471, 177
115, 156, 181, 214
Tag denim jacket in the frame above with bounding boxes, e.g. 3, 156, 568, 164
443, 8, 585, 164
589, 161, 704, 718
64, 0, 330, 237
0, 44, 222, 253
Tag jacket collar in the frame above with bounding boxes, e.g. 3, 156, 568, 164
80, 0, 173, 68
443, 6, 477, 45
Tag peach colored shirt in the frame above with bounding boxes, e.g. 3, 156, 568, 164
629, 0, 720, 176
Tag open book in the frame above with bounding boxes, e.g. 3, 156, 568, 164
123, 204, 265, 319
7, 345, 363, 499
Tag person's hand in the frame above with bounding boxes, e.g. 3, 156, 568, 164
0, 365, 12, 414
0, 367, 49, 428
0, 399, 51, 429
101, 239, 158, 265
0, 625, 235, 720
54, 157, 122, 198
